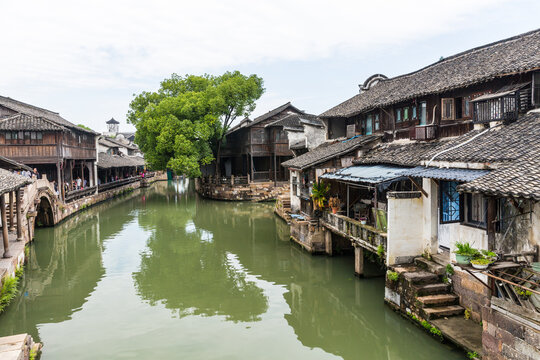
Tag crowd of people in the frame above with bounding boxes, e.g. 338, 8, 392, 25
12, 168, 39, 179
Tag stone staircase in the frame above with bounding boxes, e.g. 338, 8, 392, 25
409, 257, 464, 320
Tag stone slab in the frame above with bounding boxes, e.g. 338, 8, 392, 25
432, 317, 483, 356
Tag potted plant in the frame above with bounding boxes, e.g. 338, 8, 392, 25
311, 182, 330, 210
454, 242, 479, 265
328, 197, 340, 214
470, 258, 492, 270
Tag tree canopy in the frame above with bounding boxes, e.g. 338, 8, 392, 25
127, 71, 264, 177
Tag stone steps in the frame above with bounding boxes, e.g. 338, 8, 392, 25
417, 294, 459, 307
414, 257, 446, 276
431, 253, 451, 267
422, 305, 465, 320
415, 283, 451, 296
402, 271, 439, 286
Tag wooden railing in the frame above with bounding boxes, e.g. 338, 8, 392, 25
97, 176, 141, 192
322, 211, 387, 252
65, 186, 97, 202
200, 175, 250, 185
474, 92, 519, 123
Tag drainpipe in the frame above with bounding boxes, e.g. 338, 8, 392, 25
431, 104, 437, 125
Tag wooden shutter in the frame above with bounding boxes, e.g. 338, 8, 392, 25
441, 98, 455, 120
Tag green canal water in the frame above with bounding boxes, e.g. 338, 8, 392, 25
0, 180, 464, 359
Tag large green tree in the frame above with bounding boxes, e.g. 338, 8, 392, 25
127, 71, 264, 177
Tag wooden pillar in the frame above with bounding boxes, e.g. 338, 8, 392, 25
273, 152, 277, 186
80, 161, 84, 186
16, 189, 22, 241
1, 195, 11, 258
487, 197, 497, 251
69, 160, 73, 190
374, 186, 378, 230
346, 184, 350, 218
57, 162, 63, 200
354, 244, 364, 277
325, 229, 332, 256
8, 192, 15, 231
250, 154, 254, 183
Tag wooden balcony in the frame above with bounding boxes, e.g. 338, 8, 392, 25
322, 212, 387, 253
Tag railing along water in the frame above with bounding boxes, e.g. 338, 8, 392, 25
322, 212, 387, 252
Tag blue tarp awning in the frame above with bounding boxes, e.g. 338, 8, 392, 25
319, 165, 411, 185
399, 166, 490, 182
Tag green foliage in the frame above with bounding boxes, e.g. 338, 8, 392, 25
454, 242, 479, 257
515, 286, 532, 299
464, 308, 471, 320
445, 264, 454, 276
467, 351, 479, 359
471, 258, 492, 265
310, 182, 330, 209
377, 244, 385, 259
29, 348, 37, 360
387, 270, 399, 282
77, 124, 93, 131
407, 311, 443, 341
128, 71, 264, 177
0, 269, 22, 314
442, 276, 449, 284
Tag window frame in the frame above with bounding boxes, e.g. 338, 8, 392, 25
441, 98, 455, 121
439, 181, 462, 224
395, 108, 402, 123
463, 193, 487, 229
419, 102, 427, 125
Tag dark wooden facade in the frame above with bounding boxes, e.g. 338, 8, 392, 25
325, 73, 538, 142
220, 103, 302, 182
0, 98, 98, 200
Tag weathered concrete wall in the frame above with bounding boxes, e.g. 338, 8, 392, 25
387, 192, 423, 265
196, 179, 289, 202
495, 200, 539, 255
289, 220, 325, 253
442, 223, 488, 263
290, 170, 301, 213
482, 300, 540, 360
422, 179, 439, 254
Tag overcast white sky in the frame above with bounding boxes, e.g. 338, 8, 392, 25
2, 0, 539, 133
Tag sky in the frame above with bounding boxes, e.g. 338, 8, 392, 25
2, 0, 540, 133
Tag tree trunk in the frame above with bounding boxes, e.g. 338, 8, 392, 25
215, 138, 222, 177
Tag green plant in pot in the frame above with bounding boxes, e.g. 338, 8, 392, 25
311, 182, 330, 210
454, 242, 479, 265
328, 197, 340, 214
470, 258, 492, 270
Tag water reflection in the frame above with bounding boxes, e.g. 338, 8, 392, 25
0, 180, 463, 359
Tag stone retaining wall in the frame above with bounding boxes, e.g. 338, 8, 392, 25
195, 179, 289, 201
451, 270, 490, 323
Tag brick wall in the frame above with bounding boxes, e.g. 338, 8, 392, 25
482, 303, 540, 360
451, 270, 490, 323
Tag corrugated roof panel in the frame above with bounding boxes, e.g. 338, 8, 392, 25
401, 166, 490, 181
320, 165, 411, 184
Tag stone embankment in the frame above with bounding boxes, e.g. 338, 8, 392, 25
196, 177, 289, 201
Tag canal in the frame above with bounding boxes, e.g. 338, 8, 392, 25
0, 180, 464, 359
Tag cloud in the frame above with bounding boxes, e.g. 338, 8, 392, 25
1, 0, 507, 89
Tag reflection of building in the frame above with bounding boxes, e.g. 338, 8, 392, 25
0, 96, 98, 200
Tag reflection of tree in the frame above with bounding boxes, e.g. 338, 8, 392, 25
132, 181, 268, 322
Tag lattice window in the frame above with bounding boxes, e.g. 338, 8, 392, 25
440, 181, 461, 223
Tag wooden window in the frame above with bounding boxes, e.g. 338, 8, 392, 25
36, 132, 42, 140
441, 98, 455, 120
440, 181, 461, 223
5, 132, 11, 140
374, 114, 380, 131
403, 107, 409, 121
365, 115, 373, 135
419, 102, 427, 125
533, 72, 540, 106
463, 96, 471, 117
464, 193, 487, 229
395, 108, 402, 123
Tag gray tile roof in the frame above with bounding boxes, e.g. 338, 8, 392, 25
321, 28, 540, 118
282, 135, 380, 170
0, 114, 64, 131
265, 113, 323, 130
250, 102, 304, 126
0, 168, 32, 195
401, 166, 490, 182
0, 95, 98, 134
97, 152, 145, 168
356, 111, 540, 167
99, 136, 138, 150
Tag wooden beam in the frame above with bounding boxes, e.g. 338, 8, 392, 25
408, 176, 428, 197
1, 195, 11, 258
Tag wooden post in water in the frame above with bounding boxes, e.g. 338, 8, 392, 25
325, 229, 332, 256
1, 195, 11, 258
16, 189, 23, 241
354, 244, 364, 277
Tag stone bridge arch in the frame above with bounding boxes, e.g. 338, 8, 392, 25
34, 190, 58, 228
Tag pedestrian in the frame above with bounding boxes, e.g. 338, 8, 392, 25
76, 177, 82, 189
33, 168, 39, 179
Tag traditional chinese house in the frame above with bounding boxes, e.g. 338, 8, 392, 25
0, 96, 98, 200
